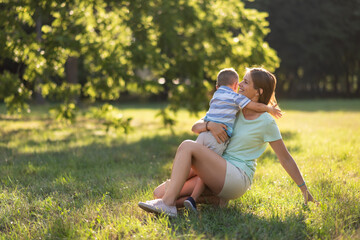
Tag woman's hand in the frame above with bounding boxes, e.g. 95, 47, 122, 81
301, 187, 318, 205
208, 121, 229, 143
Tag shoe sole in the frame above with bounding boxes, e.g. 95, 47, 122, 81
138, 202, 177, 218
184, 200, 197, 213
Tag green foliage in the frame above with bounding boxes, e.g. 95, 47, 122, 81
0, 71, 32, 114
0, 0, 279, 119
89, 103, 133, 135
104, 116, 133, 135
43, 82, 81, 102
126, 0, 279, 113
50, 103, 77, 124
156, 107, 177, 133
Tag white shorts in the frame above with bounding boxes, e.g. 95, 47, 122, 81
196, 131, 229, 156
217, 161, 251, 200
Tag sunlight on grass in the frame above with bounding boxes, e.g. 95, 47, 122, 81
0, 100, 359, 239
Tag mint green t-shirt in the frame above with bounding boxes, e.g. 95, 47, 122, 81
222, 111, 282, 183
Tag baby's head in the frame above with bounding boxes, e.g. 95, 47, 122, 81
216, 68, 239, 91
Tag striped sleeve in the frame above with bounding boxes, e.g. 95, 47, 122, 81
234, 94, 251, 109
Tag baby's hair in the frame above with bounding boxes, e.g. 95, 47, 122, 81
217, 68, 239, 87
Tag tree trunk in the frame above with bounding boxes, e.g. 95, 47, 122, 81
345, 68, 350, 95
65, 56, 78, 84
356, 72, 360, 96
34, 14, 45, 104
65, 56, 79, 102
287, 72, 297, 98
333, 74, 339, 95
356, 60, 360, 96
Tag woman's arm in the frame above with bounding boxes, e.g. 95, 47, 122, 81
192, 120, 229, 143
270, 139, 316, 204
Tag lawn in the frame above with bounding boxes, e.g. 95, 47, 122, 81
0, 99, 359, 239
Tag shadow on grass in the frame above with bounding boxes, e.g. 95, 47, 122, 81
0, 129, 300, 199
0, 127, 306, 239
172, 205, 307, 239
0, 132, 197, 200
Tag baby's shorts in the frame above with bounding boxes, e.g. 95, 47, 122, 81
196, 131, 229, 156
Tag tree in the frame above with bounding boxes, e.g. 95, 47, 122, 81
246, 0, 360, 97
0, 0, 279, 119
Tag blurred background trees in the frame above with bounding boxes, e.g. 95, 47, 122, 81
246, 0, 360, 98
0, 0, 359, 121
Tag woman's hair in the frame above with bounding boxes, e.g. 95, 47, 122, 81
247, 67, 277, 106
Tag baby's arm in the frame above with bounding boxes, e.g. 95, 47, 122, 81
245, 102, 282, 119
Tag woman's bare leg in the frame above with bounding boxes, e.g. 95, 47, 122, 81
153, 167, 197, 198
162, 140, 227, 206
154, 177, 225, 207
154, 176, 198, 199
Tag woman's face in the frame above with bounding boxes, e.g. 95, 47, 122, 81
238, 72, 258, 100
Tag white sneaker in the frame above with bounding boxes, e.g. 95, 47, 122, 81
138, 199, 178, 218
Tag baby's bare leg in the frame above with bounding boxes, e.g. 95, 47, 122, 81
191, 177, 206, 201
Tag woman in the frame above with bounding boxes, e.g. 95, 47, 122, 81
138, 67, 315, 217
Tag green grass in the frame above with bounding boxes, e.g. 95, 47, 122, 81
0, 99, 359, 239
